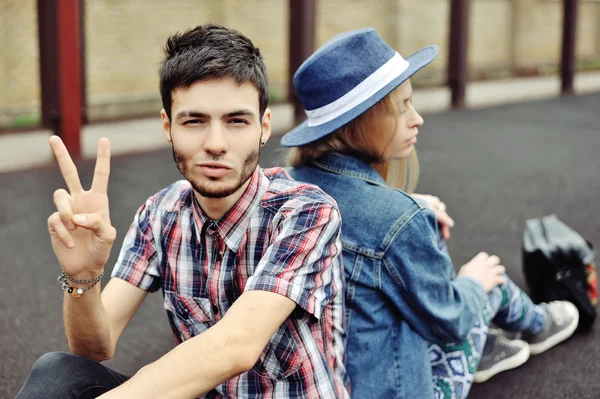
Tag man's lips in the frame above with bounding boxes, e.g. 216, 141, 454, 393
196, 162, 232, 178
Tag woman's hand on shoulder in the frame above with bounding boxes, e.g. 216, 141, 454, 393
412, 193, 455, 239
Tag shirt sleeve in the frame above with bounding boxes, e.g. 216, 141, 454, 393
111, 199, 161, 292
383, 208, 486, 344
244, 201, 343, 320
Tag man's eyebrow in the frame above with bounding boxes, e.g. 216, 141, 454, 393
174, 110, 210, 120
224, 109, 256, 119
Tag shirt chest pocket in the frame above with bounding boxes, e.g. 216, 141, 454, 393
252, 320, 308, 380
163, 291, 215, 341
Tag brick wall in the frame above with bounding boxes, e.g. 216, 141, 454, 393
0, 0, 40, 126
1, 0, 599, 127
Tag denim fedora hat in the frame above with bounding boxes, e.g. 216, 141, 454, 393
280, 28, 438, 147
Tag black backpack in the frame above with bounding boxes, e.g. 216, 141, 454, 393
522, 215, 598, 330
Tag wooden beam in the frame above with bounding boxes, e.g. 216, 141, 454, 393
561, 0, 579, 95
57, 0, 83, 157
80, 0, 88, 124
288, 0, 316, 125
448, 0, 470, 109
37, 0, 60, 131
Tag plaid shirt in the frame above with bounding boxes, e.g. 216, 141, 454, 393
112, 167, 349, 398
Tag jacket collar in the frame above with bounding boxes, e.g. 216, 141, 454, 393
310, 152, 386, 186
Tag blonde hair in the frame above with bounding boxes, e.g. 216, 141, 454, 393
286, 88, 420, 193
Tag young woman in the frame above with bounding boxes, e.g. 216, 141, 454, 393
281, 28, 579, 399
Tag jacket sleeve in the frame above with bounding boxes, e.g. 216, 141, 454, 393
382, 208, 486, 344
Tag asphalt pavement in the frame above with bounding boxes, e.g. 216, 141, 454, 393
1, 93, 599, 398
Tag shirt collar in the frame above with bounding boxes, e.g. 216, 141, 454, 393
310, 152, 386, 185
191, 166, 268, 252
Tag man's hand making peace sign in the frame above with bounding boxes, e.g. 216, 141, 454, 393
47, 136, 116, 279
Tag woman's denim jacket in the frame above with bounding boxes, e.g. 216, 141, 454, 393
289, 153, 485, 399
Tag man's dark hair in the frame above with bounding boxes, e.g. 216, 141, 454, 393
159, 24, 269, 120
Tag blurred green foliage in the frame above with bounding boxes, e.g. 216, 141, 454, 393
11, 114, 40, 129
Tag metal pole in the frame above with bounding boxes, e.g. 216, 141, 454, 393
448, 0, 470, 109
288, 0, 316, 125
57, 0, 82, 157
561, 0, 579, 95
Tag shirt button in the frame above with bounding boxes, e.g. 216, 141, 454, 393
212, 304, 219, 314
216, 252, 223, 262
206, 222, 217, 236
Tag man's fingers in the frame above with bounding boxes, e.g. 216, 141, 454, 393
49, 136, 84, 193
73, 213, 116, 242
90, 138, 111, 193
53, 189, 75, 230
48, 213, 75, 248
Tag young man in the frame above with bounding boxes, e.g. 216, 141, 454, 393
17, 24, 348, 399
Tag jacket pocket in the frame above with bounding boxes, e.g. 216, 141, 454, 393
251, 319, 307, 380
163, 291, 214, 340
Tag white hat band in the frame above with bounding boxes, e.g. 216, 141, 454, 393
305, 52, 410, 127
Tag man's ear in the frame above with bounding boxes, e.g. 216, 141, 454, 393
160, 109, 172, 143
260, 108, 272, 146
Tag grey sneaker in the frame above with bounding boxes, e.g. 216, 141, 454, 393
522, 300, 579, 355
473, 333, 530, 383
487, 326, 521, 340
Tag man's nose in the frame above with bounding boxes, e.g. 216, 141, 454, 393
204, 124, 228, 156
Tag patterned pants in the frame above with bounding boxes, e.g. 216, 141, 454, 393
426, 235, 548, 399
428, 277, 548, 399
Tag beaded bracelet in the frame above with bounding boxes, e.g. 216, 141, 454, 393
57, 270, 104, 298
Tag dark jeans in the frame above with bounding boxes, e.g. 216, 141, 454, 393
16, 352, 129, 399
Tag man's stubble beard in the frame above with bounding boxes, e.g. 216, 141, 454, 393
172, 147, 260, 199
